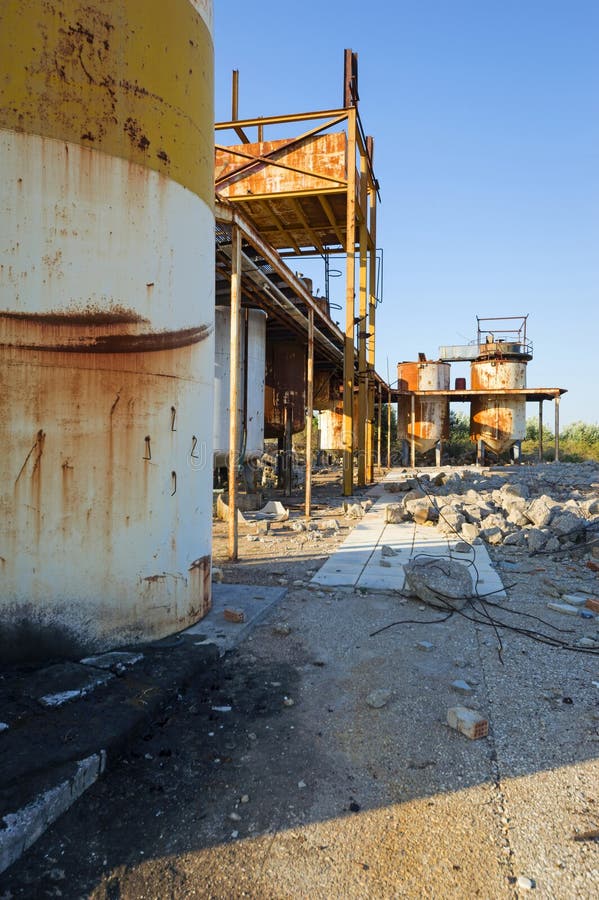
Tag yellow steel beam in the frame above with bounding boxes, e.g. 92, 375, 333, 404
357, 144, 369, 488
216, 109, 349, 129
343, 107, 357, 496
217, 187, 347, 202
366, 136, 377, 483
318, 195, 345, 246
261, 199, 302, 255
292, 199, 326, 254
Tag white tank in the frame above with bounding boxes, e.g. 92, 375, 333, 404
470, 360, 527, 453
213, 307, 266, 467
397, 362, 451, 452
0, 0, 215, 661
319, 398, 358, 450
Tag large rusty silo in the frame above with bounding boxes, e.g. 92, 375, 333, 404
0, 1, 215, 661
264, 340, 306, 439
397, 361, 451, 454
470, 354, 527, 454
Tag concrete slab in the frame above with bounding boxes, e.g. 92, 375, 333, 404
184, 583, 287, 654
312, 491, 506, 600
22, 663, 115, 708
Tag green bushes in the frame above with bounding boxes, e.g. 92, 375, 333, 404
523, 419, 599, 462
446, 413, 599, 463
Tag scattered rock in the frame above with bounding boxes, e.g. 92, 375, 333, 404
481, 525, 504, 546
272, 622, 291, 636
385, 504, 407, 524
547, 602, 579, 617
344, 502, 364, 519
454, 539, 473, 553
224, 608, 245, 624
447, 706, 488, 740
381, 544, 398, 557
416, 640, 434, 652
516, 875, 535, 891
366, 689, 392, 708
451, 679, 473, 694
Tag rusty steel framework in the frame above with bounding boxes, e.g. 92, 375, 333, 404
215, 50, 381, 503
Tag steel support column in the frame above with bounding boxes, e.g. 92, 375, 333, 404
387, 388, 391, 467
538, 400, 544, 462
305, 308, 314, 519
554, 396, 560, 462
377, 383, 382, 471
228, 224, 242, 560
343, 107, 357, 496
366, 137, 377, 483
410, 393, 416, 468
357, 147, 368, 487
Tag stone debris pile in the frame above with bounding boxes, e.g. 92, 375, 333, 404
384, 462, 599, 556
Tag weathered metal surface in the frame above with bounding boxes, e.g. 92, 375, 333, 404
397, 362, 450, 452
214, 307, 266, 467
215, 132, 347, 197
319, 397, 359, 450
470, 360, 527, 453
314, 369, 342, 411
264, 340, 306, 438
0, 0, 214, 204
0, 0, 215, 662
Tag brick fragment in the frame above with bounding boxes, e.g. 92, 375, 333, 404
447, 706, 488, 740
224, 608, 245, 624
584, 598, 599, 614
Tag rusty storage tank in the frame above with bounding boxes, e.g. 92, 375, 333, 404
397, 362, 451, 452
214, 306, 266, 467
264, 339, 306, 438
319, 397, 359, 450
470, 357, 527, 453
0, 1, 215, 661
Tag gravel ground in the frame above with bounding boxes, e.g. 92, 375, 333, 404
3, 464, 599, 899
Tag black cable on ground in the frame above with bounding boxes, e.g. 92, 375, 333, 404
370, 471, 599, 657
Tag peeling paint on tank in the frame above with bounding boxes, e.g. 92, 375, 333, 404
1, 1, 215, 662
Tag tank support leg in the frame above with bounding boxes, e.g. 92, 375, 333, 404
284, 403, 293, 497
277, 437, 285, 489
435, 441, 442, 467
512, 441, 521, 463
477, 439, 485, 466
401, 439, 410, 468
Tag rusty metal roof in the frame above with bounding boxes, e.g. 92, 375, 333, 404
215, 118, 352, 256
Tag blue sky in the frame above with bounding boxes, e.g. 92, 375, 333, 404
214, 1, 599, 426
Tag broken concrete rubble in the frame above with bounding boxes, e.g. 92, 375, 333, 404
394, 463, 599, 556
403, 557, 473, 611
